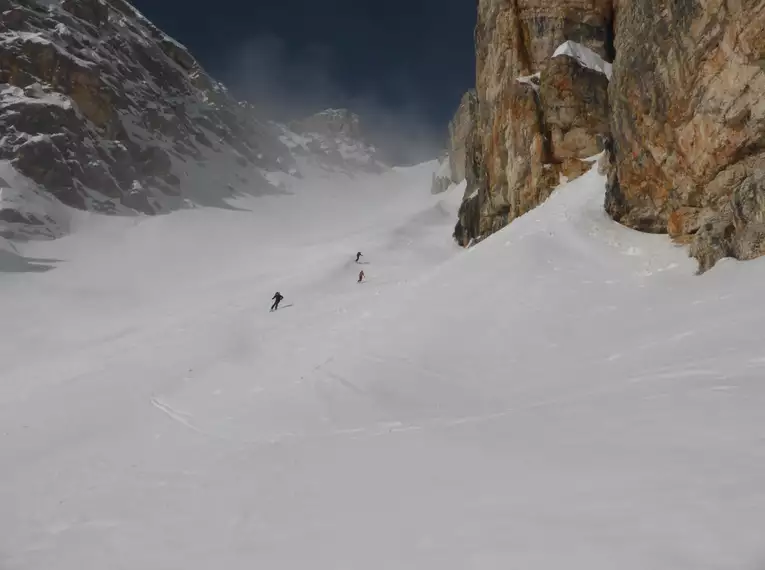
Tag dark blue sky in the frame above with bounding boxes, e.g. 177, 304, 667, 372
132, 0, 476, 142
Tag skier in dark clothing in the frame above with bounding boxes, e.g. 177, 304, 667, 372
358, 270, 365, 283
270, 292, 284, 311
355, 252, 363, 263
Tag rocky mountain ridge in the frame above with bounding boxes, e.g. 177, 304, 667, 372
0, 0, 385, 241
286, 108, 386, 174
448, 0, 765, 272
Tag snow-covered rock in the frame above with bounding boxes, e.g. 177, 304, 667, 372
516, 72, 541, 90
431, 90, 477, 194
0, 1, 385, 240
0, 160, 72, 239
552, 40, 613, 79
430, 155, 453, 194
287, 109, 386, 174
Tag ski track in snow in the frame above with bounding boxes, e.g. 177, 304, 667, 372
150, 398, 218, 440
2, 162, 765, 569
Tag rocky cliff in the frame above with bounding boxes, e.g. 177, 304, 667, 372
431, 90, 478, 194
606, 0, 765, 272
454, 0, 613, 246
455, 0, 765, 272
0, 0, 385, 240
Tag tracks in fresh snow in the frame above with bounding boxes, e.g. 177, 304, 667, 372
150, 398, 216, 439
149, 359, 729, 448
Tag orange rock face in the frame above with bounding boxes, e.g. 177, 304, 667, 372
606, 0, 765, 271
455, 0, 614, 246
457, 0, 765, 272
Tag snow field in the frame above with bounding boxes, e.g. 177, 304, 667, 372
1, 162, 764, 569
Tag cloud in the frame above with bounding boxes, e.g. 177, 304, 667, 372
218, 35, 446, 165
218, 34, 344, 120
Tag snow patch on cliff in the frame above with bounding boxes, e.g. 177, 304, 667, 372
553, 41, 613, 79
516, 71, 541, 89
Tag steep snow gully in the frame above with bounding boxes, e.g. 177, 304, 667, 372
2, 161, 765, 569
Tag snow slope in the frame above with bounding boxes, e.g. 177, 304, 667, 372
2, 162, 765, 569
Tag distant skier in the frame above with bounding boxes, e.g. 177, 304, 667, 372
270, 291, 284, 311
358, 270, 365, 284
355, 252, 363, 263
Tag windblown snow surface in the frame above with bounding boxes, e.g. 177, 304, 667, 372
2, 161, 765, 569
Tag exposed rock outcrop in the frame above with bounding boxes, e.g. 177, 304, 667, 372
448, 91, 478, 185
605, 0, 765, 272
430, 156, 453, 195
454, 0, 613, 245
431, 91, 478, 194
457, 0, 764, 272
